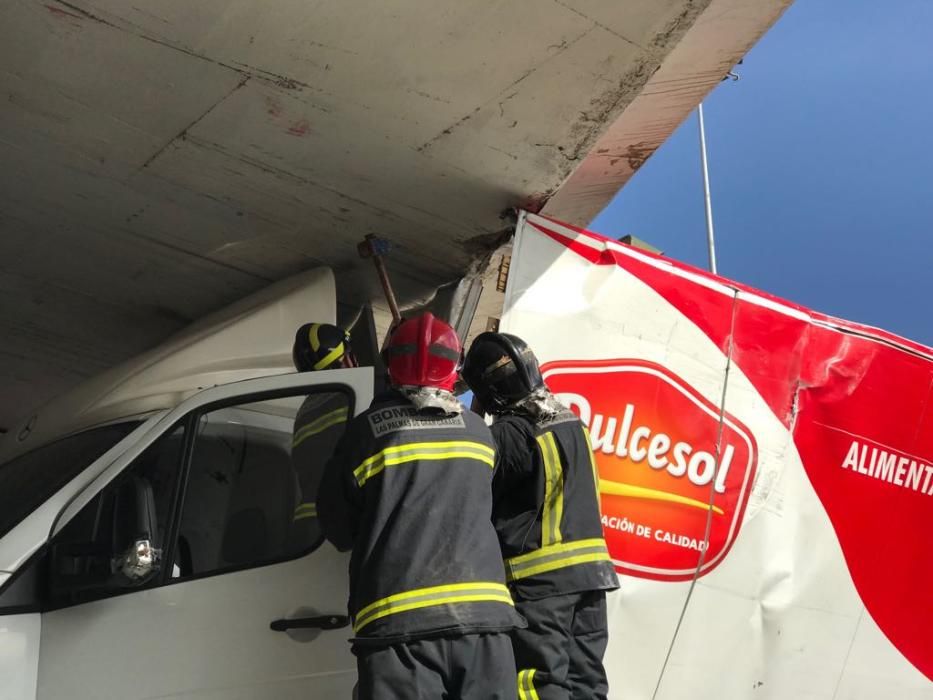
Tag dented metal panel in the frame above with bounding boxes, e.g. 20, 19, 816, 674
503, 213, 933, 698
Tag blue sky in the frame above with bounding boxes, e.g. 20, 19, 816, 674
590, 1, 933, 346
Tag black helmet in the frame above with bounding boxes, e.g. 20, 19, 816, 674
293, 323, 352, 372
462, 332, 544, 413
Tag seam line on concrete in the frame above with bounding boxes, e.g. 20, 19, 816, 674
139, 77, 250, 171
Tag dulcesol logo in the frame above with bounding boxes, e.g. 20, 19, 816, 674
542, 359, 758, 581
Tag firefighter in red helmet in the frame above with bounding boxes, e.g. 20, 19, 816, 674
318, 313, 523, 699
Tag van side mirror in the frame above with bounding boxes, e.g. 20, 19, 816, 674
50, 476, 162, 597
111, 476, 162, 585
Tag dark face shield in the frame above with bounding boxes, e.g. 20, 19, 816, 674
462, 332, 544, 412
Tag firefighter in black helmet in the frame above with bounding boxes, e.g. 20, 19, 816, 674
462, 332, 619, 700
289, 323, 355, 549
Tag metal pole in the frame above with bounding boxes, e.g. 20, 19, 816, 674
697, 103, 718, 275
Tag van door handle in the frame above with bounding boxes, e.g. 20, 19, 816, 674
270, 614, 350, 632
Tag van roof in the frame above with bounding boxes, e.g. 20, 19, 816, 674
0, 268, 336, 463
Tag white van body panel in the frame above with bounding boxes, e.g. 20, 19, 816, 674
0, 614, 39, 700
37, 549, 355, 700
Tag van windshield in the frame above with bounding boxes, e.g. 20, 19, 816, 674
0, 422, 140, 540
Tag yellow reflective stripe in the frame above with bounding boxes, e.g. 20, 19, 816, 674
353, 441, 495, 486
518, 669, 540, 700
356, 450, 495, 486
582, 427, 602, 516
353, 582, 513, 633
506, 538, 607, 567
537, 432, 563, 546
509, 551, 611, 581
293, 503, 317, 520
355, 581, 508, 621
312, 342, 344, 370
505, 539, 610, 581
293, 407, 349, 447
295, 406, 348, 437
355, 441, 495, 470
354, 593, 514, 633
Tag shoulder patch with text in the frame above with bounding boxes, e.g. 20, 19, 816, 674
368, 406, 466, 437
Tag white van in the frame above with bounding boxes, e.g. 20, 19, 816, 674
0, 268, 375, 699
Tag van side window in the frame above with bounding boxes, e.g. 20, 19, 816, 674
171, 390, 350, 579
43, 425, 186, 609
0, 387, 352, 614
0, 422, 140, 541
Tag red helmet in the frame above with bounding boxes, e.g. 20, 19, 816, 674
384, 313, 462, 391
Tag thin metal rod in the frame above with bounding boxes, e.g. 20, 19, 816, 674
697, 103, 718, 275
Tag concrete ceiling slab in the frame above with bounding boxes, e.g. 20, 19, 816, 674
0, 0, 789, 430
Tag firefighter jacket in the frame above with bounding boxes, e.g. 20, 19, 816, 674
491, 408, 620, 601
291, 391, 351, 526
317, 390, 524, 644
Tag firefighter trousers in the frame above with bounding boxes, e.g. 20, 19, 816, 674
512, 590, 610, 700
354, 632, 517, 699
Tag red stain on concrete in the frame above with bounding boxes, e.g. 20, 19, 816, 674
265, 96, 283, 117
287, 119, 311, 137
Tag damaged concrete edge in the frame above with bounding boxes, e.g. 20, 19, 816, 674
570, 0, 713, 160
543, 0, 796, 225
537, 0, 713, 202
450, 229, 515, 337
370, 221, 515, 351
